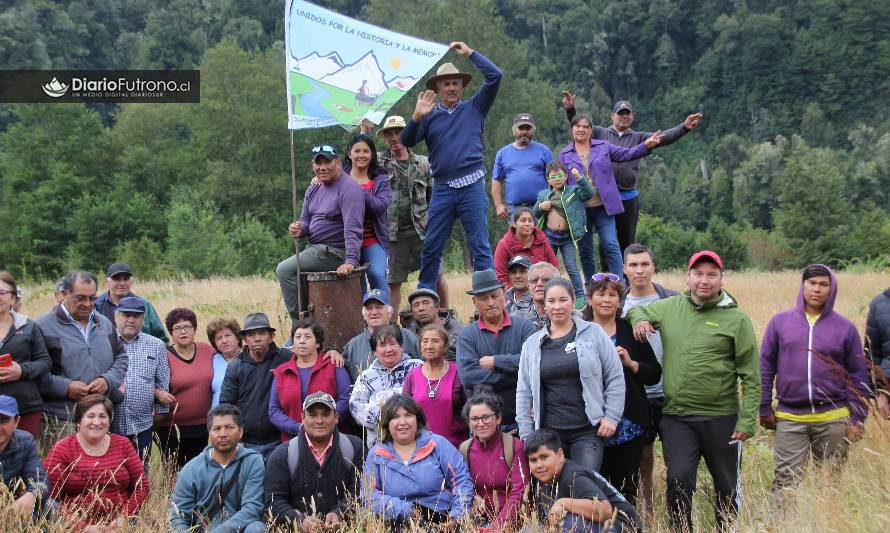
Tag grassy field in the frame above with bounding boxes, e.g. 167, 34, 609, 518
8, 270, 890, 532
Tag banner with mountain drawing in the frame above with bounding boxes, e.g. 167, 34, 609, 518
285, 0, 449, 130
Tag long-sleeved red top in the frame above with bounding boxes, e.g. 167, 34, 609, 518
44, 433, 149, 527
468, 432, 529, 529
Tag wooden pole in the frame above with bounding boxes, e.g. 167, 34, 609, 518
289, 130, 302, 316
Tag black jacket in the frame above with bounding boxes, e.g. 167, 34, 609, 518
264, 428, 362, 526
218, 343, 291, 444
614, 319, 661, 428
867, 288, 890, 376
0, 313, 52, 415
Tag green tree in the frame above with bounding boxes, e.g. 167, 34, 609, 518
165, 195, 237, 277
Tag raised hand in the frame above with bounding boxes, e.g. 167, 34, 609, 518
561, 91, 575, 109
644, 130, 664, 149
684, 112, 703, 130
360, 118, 375, 135
449, 41, 474, 57
412, 90, 437, 121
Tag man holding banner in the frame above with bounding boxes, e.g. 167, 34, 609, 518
401, 41, 502, 290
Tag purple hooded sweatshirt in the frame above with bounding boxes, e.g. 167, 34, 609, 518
760, 265, 870, 424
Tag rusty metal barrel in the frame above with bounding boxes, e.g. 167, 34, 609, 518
300, 265, 367, 352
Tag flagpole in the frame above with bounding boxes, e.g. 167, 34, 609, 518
289, 129, 302, 317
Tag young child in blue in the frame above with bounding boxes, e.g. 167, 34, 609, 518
534, 161, 594, 308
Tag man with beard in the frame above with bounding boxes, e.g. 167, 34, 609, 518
492, 113, 553, 220
456, 269, 535, 432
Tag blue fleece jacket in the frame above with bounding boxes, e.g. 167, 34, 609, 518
169, 445, 265, 533
401, 52, 502, 182
363, 430, 473, 520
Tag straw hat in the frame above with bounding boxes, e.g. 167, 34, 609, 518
376, 115, 407, 136
425, 62, 473, 91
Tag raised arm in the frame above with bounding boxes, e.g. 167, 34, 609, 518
458, 44, 501, 115
640, 113, 702, 148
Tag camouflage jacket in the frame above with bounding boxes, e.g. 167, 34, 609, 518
379, 149, 433, 241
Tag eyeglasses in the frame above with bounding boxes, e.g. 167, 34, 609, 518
171, 325, 195, 334
528, 276, 553, 284
72, 294, 98, 303
592, 273, 620, 282
547, 172, 566, 180
0, 289, 13, 297
468, 413, 497, 425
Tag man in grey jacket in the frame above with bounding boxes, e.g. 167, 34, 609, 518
35, 271, 128, 450
563, 94, 702, 255
341, 289, 419, 381
866, 287, 890, 418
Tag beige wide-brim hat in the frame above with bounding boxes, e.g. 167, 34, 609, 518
425, 62, 473, 91
376, 115, 407, 136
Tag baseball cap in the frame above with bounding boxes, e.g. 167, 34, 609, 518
613, 100, 634, 113
408, 288, 440, 304
0, 395, 19, 417
362, 288, 389, 306
303, 391, 336, 411
311, 144, 338, 161
116, 296, 146, 314
513, 113, 535, 127
106, 262, 133, 278
507, 255, 532, 271
688, 250, 724, 270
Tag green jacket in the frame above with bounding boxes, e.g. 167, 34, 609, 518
533, 175, 594, 242
626, 290, 761, 436
379, 149, 432, 241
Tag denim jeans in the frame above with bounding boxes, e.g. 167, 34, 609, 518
577, 206, 623, 283
543, 228, 585, 299
360, 242, 389, 299
126, 427, 154, 467
418, 178, 493, 289
555, 426, 605, 471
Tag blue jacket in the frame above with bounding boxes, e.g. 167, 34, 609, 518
169, 445, 265, 533
0, 429, 48, 499
363, 430, 473, 520
401, 52, 501, 182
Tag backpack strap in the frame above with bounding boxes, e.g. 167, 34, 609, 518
287, 436, 301, 477
502, 432, 514, 467
459, 438, 473, 469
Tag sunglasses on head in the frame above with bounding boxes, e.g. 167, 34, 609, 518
592, 273, 620, 282
311, 145, 337, 154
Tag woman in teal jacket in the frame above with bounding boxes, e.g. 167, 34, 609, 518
363, 394, 473, 530
534, 161, 595, 303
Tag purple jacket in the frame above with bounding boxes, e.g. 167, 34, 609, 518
298, 171, 365, 266
760, 265, 870, 423
558, 139, 649, 216
344, 166, 392, 254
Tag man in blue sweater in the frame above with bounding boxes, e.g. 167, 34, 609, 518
401, 41, 502, 290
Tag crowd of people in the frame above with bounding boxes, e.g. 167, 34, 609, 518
0, 40, 888, 533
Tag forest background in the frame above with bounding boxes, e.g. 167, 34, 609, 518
1, 0, 889, 280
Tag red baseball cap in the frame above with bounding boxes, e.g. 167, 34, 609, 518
688, 250, 724, 270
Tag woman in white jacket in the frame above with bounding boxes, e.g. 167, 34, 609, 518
516, 277, 625, 471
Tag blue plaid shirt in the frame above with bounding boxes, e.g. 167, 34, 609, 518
112, 331, 170, 436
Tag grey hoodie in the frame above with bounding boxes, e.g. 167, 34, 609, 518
516, 316, 625, 439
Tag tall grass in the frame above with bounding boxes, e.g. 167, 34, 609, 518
9, 270, 889, 532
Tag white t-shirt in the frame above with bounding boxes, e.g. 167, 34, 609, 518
623, 293, 664, 399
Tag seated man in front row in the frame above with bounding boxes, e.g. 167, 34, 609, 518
526, 429, 641, 532
264, 392, 363, 530
169, 404, 266, 533
0, 395, 49, 522
276, 144, 365, 320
